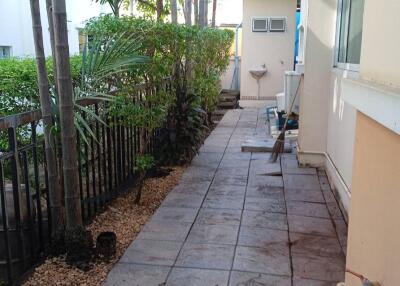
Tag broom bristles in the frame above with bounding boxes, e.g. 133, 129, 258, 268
270, 130, 286, 163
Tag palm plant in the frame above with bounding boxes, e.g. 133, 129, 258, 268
48, 29, 148, 260
51, 33, 148, 147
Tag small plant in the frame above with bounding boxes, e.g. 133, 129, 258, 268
134, 154, 155, 204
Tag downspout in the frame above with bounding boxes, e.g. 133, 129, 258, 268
231, 23, 242, 91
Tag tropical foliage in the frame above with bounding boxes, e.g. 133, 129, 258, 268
85, 15, 234, 163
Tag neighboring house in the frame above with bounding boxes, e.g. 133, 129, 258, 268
219, 23, 242, 91
0, 0, 113, 58
240, 0, 297, 100
270, 0, 399, 284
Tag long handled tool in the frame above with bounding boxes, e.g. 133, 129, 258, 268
270, 77, 302, 162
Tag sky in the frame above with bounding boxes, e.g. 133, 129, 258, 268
215, 0, 243, 25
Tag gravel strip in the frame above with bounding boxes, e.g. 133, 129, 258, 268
22, 166, 185, 286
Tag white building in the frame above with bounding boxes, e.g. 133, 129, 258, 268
0, 0, 113, 58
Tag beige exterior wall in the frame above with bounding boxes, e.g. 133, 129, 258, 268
345, 1, 400, 285
346, 113, 400, 286
240, 0, 296, 100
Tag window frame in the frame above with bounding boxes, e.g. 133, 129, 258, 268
334, 0, 363, 72
269, 17, 287, 33
0, 46, 12, 59
252, 17, 269, 32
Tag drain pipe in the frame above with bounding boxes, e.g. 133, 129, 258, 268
231, 23, 242, 91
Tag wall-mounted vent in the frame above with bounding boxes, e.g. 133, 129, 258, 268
269, 18, 286, 32
252, 18, 268, 32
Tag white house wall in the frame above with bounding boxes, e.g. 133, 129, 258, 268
297, 0, 357, 214
0, 0, 111, 57
240, 0, 296, 100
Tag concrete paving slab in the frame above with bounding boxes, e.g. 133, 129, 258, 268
175, 243, 235, 270
288, 215, 337, 237
105, 264, 170, 286
292, 253, 345, 282
137, 220, 192, 241
238, 226, 288, 248
186, 223, 239, 245
241, 210, 288, 231
119, 239, 182, 266
290, 232, 344, 258
229, 271, 291, 286
106, 108, 347, 286
150, 206, 199, 224
166, 268, 229, 286
286, 201, 330, 219
244, 197, 287, 213
233, 245, 291, 276
203, 193, 245, 210
196, 208, 242, 226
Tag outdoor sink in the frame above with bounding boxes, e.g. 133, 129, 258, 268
250, 68, 267, 80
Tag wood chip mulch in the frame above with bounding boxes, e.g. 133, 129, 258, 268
22, 166, 185, 286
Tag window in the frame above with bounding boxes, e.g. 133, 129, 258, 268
0, 46, 11, 59
269, 18, 286, 32
252, 18, 268, 32
335, 0, 365, 69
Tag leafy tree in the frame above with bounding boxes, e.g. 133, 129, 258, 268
93, 0, 127, 17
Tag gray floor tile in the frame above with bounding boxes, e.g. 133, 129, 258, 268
286, 201, 330, 218
281, 155, 317, 175
203, 194, 244, 210
187, 223, 239, 245
242, 210, 288, 231
176, 243, 235, 270
288, 215, 336, 237
292, 253, 345, 282
283, 174, 321, 190
151, 206, 198, 223
246, 186, 285, 200
196, 208, 242, 225
244, 197, 286, 213
166, 268, 229, 286
293, 278, 338, 286
119, 240, 182, 266
208, 185, 246, 196
161, 193, 204, 208
137, 220, 192, 241
290, 232, 344, 258
229, 271, 291, 286
238, 226, 289, 248
248, 174, 284, 188
233, 245, 291, 276
173, 181, 211, 196
105, 263, 170, 286
285, 188, 325, 203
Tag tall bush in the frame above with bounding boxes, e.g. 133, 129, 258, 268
84, 15, 234, 163
0, 56, 81, 117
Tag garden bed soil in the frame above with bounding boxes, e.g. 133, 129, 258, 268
22, 166, 185, 286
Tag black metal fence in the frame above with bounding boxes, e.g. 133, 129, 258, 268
0, 80, 171, 285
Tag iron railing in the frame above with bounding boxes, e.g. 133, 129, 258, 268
0, 79, 171, 285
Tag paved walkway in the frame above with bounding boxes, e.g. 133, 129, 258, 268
105, 108, 348, 286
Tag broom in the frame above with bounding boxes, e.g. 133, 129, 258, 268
270, 77, 302, 162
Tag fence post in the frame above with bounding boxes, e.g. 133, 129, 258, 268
7, 127, 27, 269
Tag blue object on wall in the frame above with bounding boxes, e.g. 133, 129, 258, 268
294, 10, 301, 67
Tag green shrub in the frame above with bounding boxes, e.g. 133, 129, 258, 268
85, 15, 234, 163
0, 56, 82, 117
